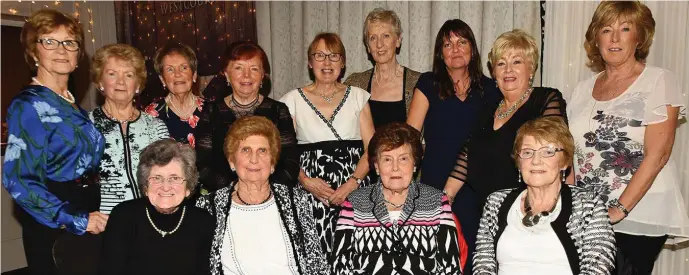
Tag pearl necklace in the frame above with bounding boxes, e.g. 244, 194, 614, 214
374, 63, 401, 89
167, 94, 196, 119
146, 205, 186, 237
32, 77, 75, 104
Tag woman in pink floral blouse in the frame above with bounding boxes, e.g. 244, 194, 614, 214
145, 42, 204, 148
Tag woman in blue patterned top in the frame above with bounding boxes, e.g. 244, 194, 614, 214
89, 44, 169, 214
2, 9, 107, 274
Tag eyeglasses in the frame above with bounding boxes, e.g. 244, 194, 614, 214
310, 52, 342, 62
148, 176, 186, 186
37, 38, 80, 52
379, 155, 413, 167
517, 147, 564, 159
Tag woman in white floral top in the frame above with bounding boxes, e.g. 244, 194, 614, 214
567, 2, 689, 274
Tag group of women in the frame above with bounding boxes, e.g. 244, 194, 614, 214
3, 1, 688, 275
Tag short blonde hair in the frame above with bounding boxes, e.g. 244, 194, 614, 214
487, 29, 539, 78
308, 33, 346, 64
513, 116, 574, 169
224, 116, 281, 166
363, 8, 402, 46
584, 1, 655, 72
21, 9, 85, 71
90, 44, 147, 90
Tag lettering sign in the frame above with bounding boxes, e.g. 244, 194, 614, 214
160, 1, 211, 16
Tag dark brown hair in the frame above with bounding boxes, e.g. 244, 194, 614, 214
432, 19, 485, 100
368, 122, 423, 172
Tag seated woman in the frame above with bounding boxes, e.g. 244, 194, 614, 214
332, 122, 464, 274
89, 43, 169, 214
473, 116, 615, 275
100, 139, 214, 275
196, 116, 328, 275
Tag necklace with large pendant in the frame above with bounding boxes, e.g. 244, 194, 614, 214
146, 206, 186, 237
522, 188, 560, 227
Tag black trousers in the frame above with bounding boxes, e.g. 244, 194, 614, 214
615, 232, 668, 275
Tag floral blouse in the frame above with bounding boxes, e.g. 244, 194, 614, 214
144, 96, 204, 148
568, 65, 689, 237
2, 85, 105, 235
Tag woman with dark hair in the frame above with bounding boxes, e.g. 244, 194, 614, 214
407, 19, 499, 273
195, 41, 299, 192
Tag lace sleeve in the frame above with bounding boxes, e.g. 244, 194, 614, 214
541, 88, 568, 123
272, 102, 300, 187
194, 101, 227, 192
449, 139, 469, 183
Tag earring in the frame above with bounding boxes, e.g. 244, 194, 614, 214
99, 86, 104, 91
193, 79, 196, 83
270, 168, 274, 174
231, 167, 236, 172
162, 84, 166, 89
518, 171, 522, 183
75, 64, 78, 68
260, 83, 263, 88
135, 89, 139, 94
226, 79, 230, 87
561, 170, 566, 184
34, 60, 39, 67
413, 167, 417, 173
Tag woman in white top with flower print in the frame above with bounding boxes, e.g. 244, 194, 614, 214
567, 2, 689, 274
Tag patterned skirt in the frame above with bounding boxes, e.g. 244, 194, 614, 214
297, 140, 369, 257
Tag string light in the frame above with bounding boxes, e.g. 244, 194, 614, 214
87, 5, 95, 44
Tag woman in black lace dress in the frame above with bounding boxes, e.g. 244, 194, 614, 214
195, 41, 299, 192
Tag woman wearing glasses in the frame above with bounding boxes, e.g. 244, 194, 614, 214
100, 139, 214, 275
280, 32, 375, 257
474, 117, 615, 275
89, 43, 169, 214
2, 9, 105, 274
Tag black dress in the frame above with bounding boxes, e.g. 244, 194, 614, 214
366, 69, 409, 128
195, 96, 300, 191
99, 198, 214, 275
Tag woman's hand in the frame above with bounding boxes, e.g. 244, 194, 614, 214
607, 207, 625, 225
302, 176, 335, 206
86, 211, 109, 234
329, 178, 359, 206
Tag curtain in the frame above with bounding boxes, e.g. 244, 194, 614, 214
256, 1, 541, 99
542, 1, 689, 274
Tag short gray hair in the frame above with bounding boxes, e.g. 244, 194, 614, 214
363, 8, 402, 46
137, 139, 198, 195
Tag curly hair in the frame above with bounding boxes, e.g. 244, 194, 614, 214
90, 43, 147, 91
513, 116, 574, 169
224, 116, 281, 166
137, 139, 199, 195
368, 122, 423, 172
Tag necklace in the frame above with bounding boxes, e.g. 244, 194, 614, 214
167, 94, 196, 119
32, 77, 75, 104
228, 94, 260, 118
146, 206, 186, 237
317, 88, 338, 104
102, 106, 138, 124
236, 188, 272, 205
585, 72, 637, 143
374, 63, 401, 89
230, 94, 260, 109
383, 198, 404, 209
495, 87, 533, 119
522, 188, 560, 227
453, 75, 471, 98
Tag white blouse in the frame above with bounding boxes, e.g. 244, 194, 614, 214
496, 191, 572, 275
221, 197, 299, 275
567, 65, 689, 238
279, 86, 370, 144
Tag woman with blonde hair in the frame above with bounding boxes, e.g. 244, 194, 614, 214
568, 1, 689, 273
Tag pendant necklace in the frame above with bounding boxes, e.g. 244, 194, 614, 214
522, 188, 561, 227
495, 87, 532, 119
317, 88, 338, 104
146, 206, 186, 237
32, 77, 75, 104
585, 72, 636, 143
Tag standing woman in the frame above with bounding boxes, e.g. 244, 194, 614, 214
344, 8, 421, 128
407, 19, 499, 273
195, 41, 299, 192
568, 1, 689, 273
145, 42, 203, 147
280, 33, 375, 257
2, 9, 106, 274
89, 44, 169, 214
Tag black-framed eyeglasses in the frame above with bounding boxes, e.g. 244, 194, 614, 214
37, 38, 80, 52
310, 52, 342, 62
148, 175, 186, 186
517, 147, 564, 159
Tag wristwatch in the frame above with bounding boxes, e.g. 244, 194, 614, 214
609, 199, 630, 217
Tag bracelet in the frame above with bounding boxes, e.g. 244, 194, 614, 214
443, 190, 455, 203
609, 199, 630, 217
349, 176, 364, 185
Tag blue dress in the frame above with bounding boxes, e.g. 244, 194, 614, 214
3, 85, 105, 234
415, 72, 499, 273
